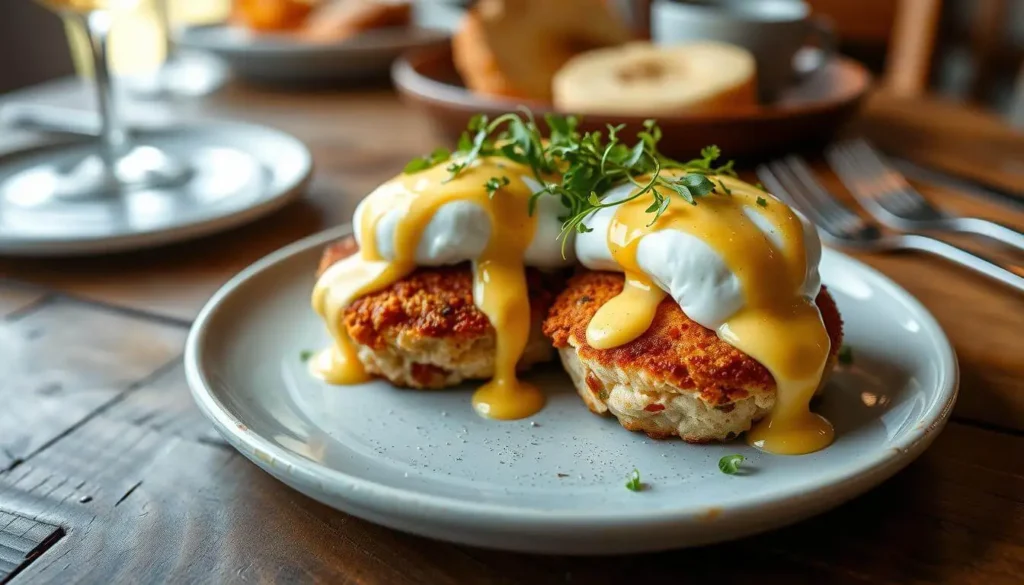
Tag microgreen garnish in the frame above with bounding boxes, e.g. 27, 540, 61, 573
718, 454, 745, 475
755, 182, 768, 192
625, 468, 643, 491
717, 179, 733, 195
756, 196, 768, 207
404, 147, 451, 174
299, 350, 314, 362
403, 110, 737, 257
838, 345, 854, 365
484, 176, 510, 198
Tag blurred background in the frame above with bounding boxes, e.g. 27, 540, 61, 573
2, 0, 1022, 123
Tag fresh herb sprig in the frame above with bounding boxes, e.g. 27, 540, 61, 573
625, 468, 643, 492
718, 454, 746, 475
404, 110, 737, 256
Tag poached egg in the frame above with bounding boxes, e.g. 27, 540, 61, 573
575, 174, 834, 455
311, 157, 571, 420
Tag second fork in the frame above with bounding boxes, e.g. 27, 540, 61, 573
757, 156, 1024, 294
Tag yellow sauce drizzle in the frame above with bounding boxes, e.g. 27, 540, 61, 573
310, 158, 545, 420
586, 175, 833, 455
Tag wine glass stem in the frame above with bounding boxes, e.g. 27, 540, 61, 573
154, 0, 175, 64
78, 10, 129, 163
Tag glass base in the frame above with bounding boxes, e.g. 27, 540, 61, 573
4, 144, 192, 203
0, 126, 271, 250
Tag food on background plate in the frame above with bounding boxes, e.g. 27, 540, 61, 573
310, 111, 842, 455
452, 0, 632, 100
233, 0, 314, 31
233, 0, 410, 41
552, 42, 758, 115
301, 0, 411, 42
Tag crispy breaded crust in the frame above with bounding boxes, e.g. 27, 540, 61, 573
543, 270, 843, 404
542, 269, 844, 442
316, 237, 564, 388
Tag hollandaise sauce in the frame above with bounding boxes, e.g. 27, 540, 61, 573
310, 158, 545, 420
585, 175, 833, 455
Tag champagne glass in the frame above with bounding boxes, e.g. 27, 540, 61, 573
12, 0, 191, 199
0, 0, 286, 255
123, 0, 228, 99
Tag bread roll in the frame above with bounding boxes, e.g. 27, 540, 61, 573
452, 0, 632, 101
552, 41, 758, 115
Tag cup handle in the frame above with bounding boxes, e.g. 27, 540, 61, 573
795, 16, 836, 79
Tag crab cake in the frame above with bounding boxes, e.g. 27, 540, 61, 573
318, 237, 564, 389
542, 270, 844, 443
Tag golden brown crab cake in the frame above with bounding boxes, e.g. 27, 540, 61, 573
317, 237, 565, 389
542, 270, 844, 443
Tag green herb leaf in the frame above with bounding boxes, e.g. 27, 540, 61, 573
403, 157, 431, 174
717, 180, 733, 195
467, 113, 487, 132
625, 468, 643, 491
404, 147, 452, 174
648, 196, 671, 226
700, 145, 721, 164
679, 173, 716, 197
755, 182, 768, 192
756, 196, 768, 207
445, 161, 466, 180
718, 454, 746, 475
299, 350, 314, 362
838, 345, 854, 365
624, 141, 646, 168
484, 176, 510, 198
457, 132, 473, 152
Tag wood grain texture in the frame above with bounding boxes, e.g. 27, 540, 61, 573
0, 296, 186, 471
861, 94, 1024, 196
0, 511, 62, 583
0, 282, 46, 320
110, 363, 226, 447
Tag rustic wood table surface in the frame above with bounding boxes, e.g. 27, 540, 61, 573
0, 79, 1022, 585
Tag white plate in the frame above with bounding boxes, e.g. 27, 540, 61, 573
0, 121, 311, 257
185, 225, 959, 554
177, 24, 449, 84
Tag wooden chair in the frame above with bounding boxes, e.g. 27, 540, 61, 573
884, 0, 1024, 126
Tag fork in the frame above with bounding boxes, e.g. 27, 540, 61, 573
756, 155, 1024, 294
826, 139, 1024, 252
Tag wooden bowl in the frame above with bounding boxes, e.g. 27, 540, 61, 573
392, 44, 872, 160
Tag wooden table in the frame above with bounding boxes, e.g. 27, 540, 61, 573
0, 80, 1022, 584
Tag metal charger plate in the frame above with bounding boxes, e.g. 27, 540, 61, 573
0, 121, 312, 257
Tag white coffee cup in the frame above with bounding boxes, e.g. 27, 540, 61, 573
650, 0, 835, 101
